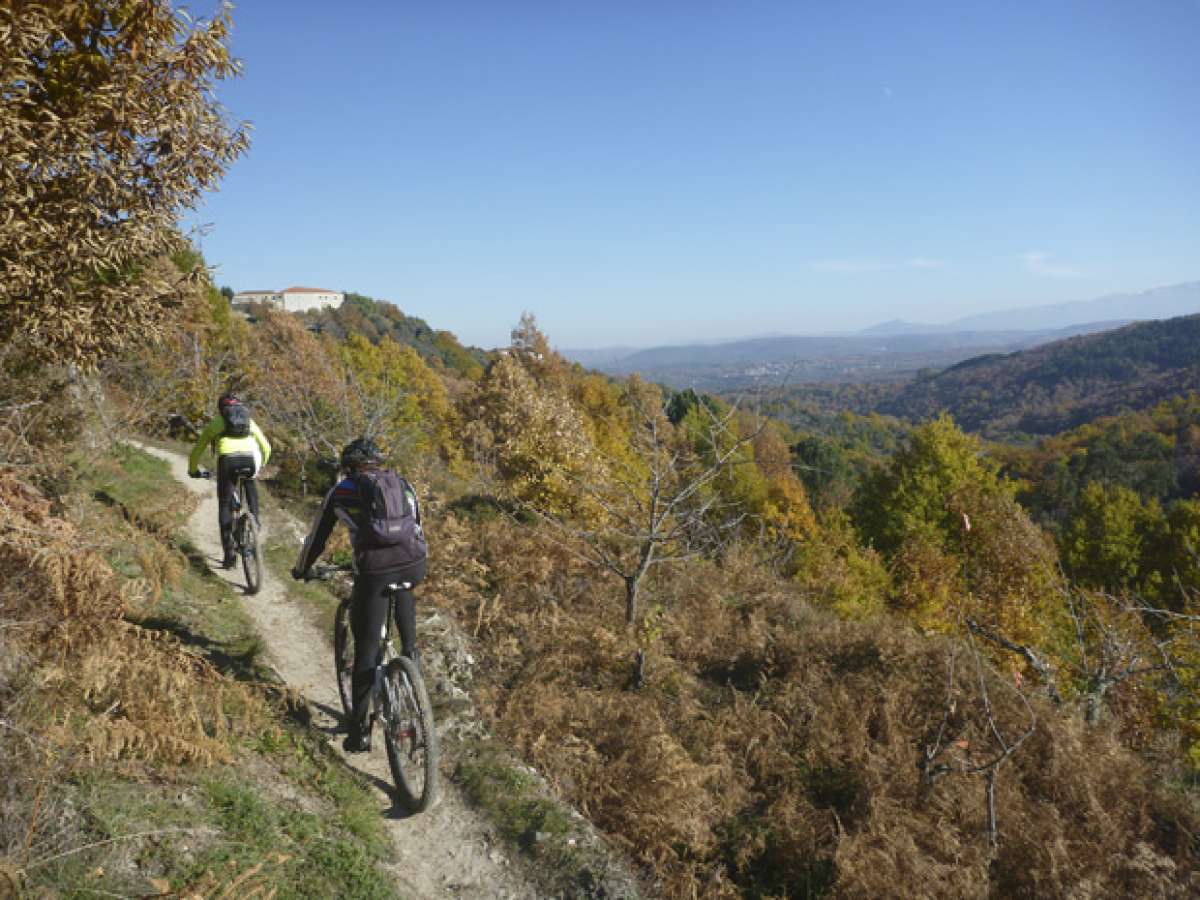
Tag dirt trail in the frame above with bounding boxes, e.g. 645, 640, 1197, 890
133, 443, 538, 900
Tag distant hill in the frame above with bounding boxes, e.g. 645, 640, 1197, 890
559, 346, 641, 369
859, 318, 1133, 338
562, 281, 1198, 381
304, 292, 490, 377
857, 319, 945, 336
881, 314, 1200, 436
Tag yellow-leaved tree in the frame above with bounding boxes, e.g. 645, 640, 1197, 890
336, 334, 460, 470
472, 351, 601, 517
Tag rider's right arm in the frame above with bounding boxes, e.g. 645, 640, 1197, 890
293, 484, 341, 576
187, 417, 223, 474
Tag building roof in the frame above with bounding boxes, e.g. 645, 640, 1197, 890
282, 286, 340, 294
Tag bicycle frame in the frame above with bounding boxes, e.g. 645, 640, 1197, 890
369, 582, 414, 710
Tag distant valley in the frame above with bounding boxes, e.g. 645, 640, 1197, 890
563, 280, 1199, 392
567, 321, 1129, 390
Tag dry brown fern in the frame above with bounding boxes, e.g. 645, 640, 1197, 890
1, 470, 267, 772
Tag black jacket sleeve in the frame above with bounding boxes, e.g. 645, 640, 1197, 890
294, 485, 339, 574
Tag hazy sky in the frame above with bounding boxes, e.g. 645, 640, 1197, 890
186, 1, 1200, 348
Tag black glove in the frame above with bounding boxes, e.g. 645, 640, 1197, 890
291, 566, 306, 581
188, 469, 201, 479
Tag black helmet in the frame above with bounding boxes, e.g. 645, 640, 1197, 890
340, 437, 381, 470
218, 393, 240, 413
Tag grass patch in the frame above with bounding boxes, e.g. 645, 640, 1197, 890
138, 556, 271, 681
184, 759, 393, 900
26, 748, 397, 900
82, 441, 196, 536
457, 740, 621, 897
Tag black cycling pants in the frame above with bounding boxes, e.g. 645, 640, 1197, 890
349, 558, 427, 731
217, 453, 259, 553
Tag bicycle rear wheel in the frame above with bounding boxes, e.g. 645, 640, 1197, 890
332, 601, 354, 719
238, 507, 263, 595
382, 655, 438, 812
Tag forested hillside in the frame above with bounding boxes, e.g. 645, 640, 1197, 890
881, 315, 1200, 436
997, 394, 1200, 525
302, 292, 490, 379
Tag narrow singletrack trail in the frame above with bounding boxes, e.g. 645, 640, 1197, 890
133, 443, 537, 899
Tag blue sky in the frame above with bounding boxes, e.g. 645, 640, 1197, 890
186, 1, 1200, 348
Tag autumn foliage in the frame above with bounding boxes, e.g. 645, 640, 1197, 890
0, 0, 248, 364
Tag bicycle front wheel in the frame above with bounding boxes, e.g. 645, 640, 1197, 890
381, 656, 438, 812
239, 511, 263, 595
332, 601, 354, 719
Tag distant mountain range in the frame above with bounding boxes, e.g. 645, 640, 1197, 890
860, 281, 1200, 336
560, 280, 1199, 391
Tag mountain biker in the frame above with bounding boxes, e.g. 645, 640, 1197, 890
290, 437, 427, 753
187, 394, 272, 568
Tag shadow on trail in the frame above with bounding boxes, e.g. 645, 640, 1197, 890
304, 701, 418, 819
307, 698, 347, 734
134, 615, 266, 682
179, 537, 223, 578
179, 537, 259, 596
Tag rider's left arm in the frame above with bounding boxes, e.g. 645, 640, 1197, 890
250, 421, 271, 468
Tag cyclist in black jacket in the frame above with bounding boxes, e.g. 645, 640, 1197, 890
291, 438, 427, 752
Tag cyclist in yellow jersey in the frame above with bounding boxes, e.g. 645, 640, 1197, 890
188, 393, 272, 568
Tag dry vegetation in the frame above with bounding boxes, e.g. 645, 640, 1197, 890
0, 432, 397, 896
0, 452, 260, 873
428, 512, 1200, 898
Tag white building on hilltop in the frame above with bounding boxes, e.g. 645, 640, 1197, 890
233, 286, 343, 313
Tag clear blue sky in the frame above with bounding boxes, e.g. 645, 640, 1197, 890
186, 0, 1200, 348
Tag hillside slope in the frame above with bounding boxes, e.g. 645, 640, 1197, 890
302, 292, 490, 377
881, 314, 1200, 436
1, 446, 400, 897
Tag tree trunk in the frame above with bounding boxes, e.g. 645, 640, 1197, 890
624, 545, 654, 625
624, 575, 640, 626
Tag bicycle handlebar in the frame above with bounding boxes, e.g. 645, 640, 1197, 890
298, 564, 411, 592
302, 563, 352, 582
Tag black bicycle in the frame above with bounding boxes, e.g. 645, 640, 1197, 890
310, 565, 438, 812
197, 468, 263, 595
